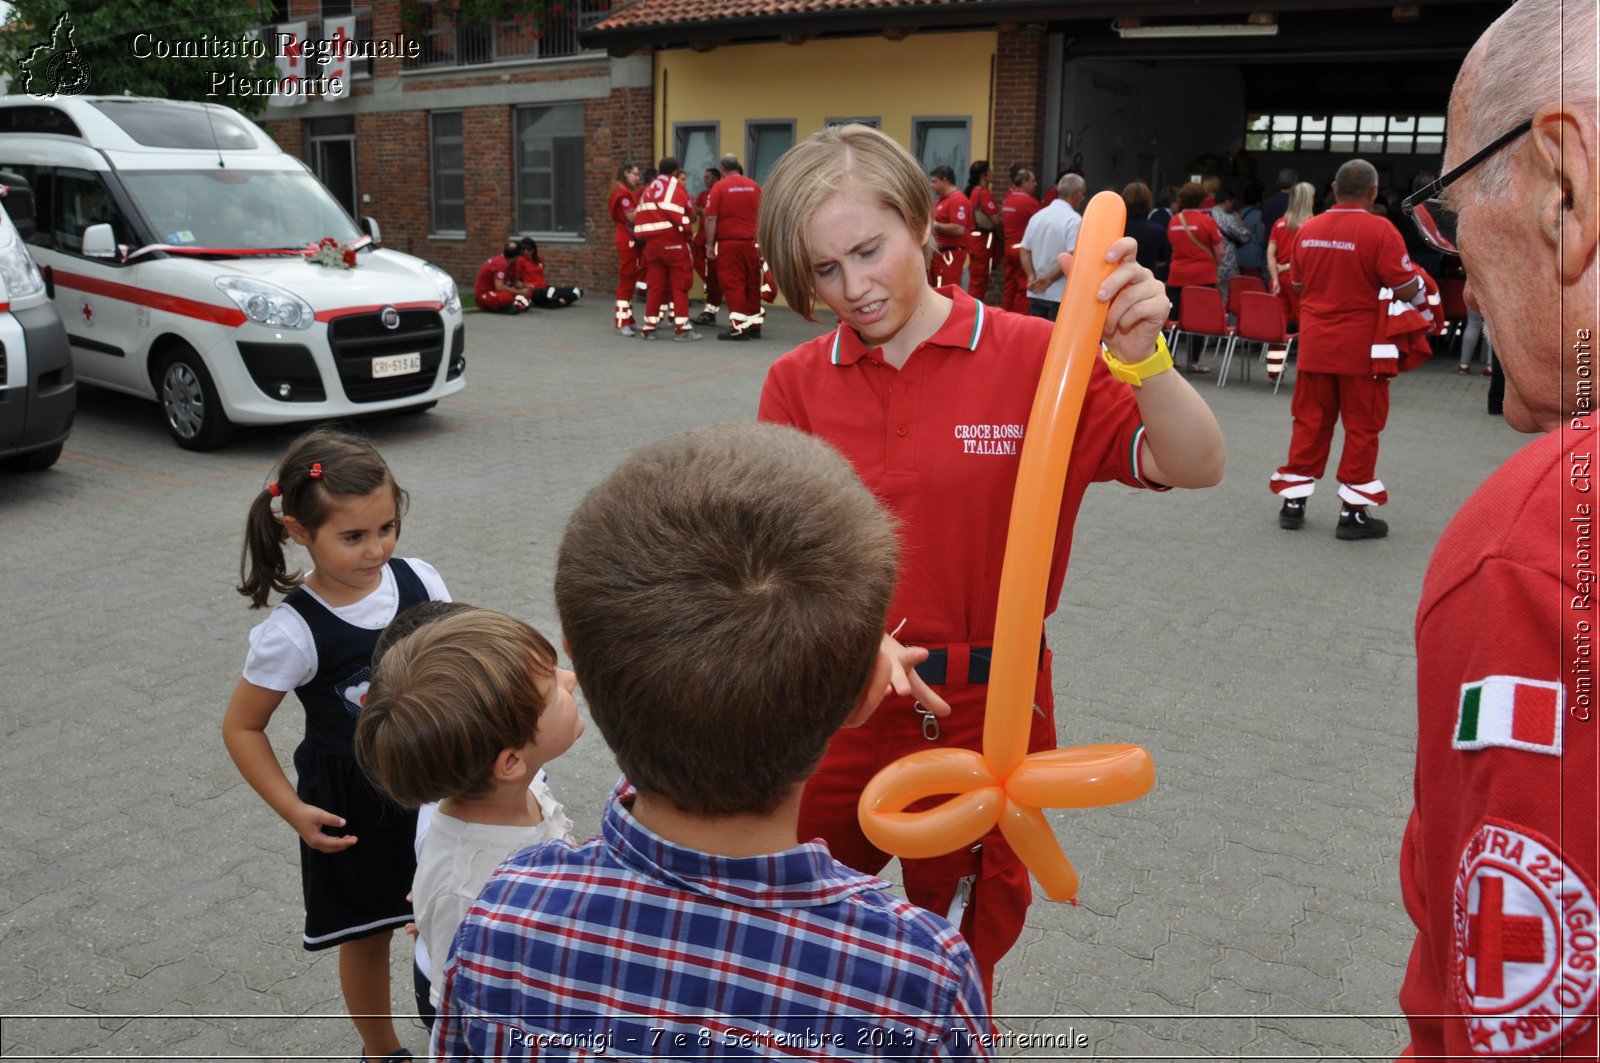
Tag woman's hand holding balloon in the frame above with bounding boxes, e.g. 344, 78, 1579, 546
1056, 237, 1170, 365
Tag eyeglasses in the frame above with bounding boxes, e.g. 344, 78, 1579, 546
1402, 119, 1531, 255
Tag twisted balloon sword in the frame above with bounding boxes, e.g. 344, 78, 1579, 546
857, 191, 1157, 902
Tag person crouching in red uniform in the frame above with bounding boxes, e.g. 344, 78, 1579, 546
474, 239, 534, 313
515, 237, 582, 308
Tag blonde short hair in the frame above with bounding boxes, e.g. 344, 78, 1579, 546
757, 124, 933, 321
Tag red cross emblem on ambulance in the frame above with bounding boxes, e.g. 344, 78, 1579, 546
80, 298, 94, 326
1453, 821, 1598, 1055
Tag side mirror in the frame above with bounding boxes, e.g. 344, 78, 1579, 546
360, 216, 381, 246
81, 223, 117, 259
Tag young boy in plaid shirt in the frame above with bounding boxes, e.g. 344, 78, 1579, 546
432, 421, 992, 1061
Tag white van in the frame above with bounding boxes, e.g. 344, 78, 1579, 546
0, 171, 75, 470
0, 96, 465, 449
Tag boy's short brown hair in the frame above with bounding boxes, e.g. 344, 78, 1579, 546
758, 123, 934, 321
555, 422, 897, 817
355, 610, 558, 808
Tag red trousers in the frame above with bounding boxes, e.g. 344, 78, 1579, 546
1274, 370, 1391, 506
929, 247, 967, 289
1002, 248, 1030, 314
476, 289, 525, 313
716, 239, 762, 335
693, 240, 722, 309
614, 241, 640, 328
642, 240, 693, 334
966, 231, 997, 301
799, 648, 1057, 1006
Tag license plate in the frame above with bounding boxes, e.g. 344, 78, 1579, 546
372, 353, 421, 378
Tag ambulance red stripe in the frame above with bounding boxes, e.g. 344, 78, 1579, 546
313, 301, 442, 323
54, 270, 247, 327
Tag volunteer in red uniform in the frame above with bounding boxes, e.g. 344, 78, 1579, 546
1271, 158, 1421, 539
691, 168, 722, 327
1266, 181, 1316, 328
1397, 2, 1598, 1056
754, 123, 1225, 1004
928, 165, 969, 289
1001, 167, 1041, 314
964, 160, 1001, 303
704, 153, 763, 342
632, 157, 702, 342
473, 239, 533, 314
1165, 182, 1224, 372
608, 163, 643, 335
515, 237, 582, 308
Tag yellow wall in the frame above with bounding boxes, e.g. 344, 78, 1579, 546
655, 31, 998, 166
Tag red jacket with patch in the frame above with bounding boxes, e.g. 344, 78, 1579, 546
1400, 429, 1598, 1059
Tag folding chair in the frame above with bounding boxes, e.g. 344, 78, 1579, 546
1170, 285, 1233, 376
1226, 273, 1266, 320
1220, 291, 1299, 392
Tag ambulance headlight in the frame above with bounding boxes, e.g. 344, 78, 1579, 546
422, 262, 461, 314
0, 225, 44, 299
215, 276, 314, 330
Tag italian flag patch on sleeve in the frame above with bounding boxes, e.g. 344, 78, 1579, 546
1453, 676, 1564, 755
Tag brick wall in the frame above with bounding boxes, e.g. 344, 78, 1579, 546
994, 25, 1046, 181
257, 10, 1050, 299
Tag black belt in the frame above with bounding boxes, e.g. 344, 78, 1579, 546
912, 637, 1046, 686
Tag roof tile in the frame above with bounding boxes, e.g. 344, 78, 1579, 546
591, 0, 993, 33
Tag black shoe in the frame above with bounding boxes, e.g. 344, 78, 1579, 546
716, 330, 749, 342
1278, 499, 1306, 530
695, 310, 718, 325
1336, 505, 1388, 540
748, 326, 762, 338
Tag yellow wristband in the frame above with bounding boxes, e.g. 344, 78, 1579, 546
1101, 334, 1174, 388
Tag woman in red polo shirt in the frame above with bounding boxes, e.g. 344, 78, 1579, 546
1165, 181, 1225, 373
1266, 181, 1316, 329
755, 124, 1225, 1004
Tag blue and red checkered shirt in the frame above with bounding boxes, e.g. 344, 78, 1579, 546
431, 785, 993, 1060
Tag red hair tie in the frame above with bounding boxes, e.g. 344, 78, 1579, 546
309, 463, 323, 479
267, 482, 281, 497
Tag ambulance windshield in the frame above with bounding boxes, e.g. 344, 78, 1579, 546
119, 169, 360, 252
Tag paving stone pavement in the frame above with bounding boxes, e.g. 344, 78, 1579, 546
0, 299, 1526, 1061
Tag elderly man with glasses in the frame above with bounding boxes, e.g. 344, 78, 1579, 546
1396, 0, 1598, 1058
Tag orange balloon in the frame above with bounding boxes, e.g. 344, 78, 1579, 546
857, 191, 1157, 904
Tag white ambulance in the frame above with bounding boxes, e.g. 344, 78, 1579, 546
0, 96, 465, 449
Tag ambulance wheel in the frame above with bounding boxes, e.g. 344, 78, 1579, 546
159, 346, 234, 451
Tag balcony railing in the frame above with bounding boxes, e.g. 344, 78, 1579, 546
406, 1, 609, 69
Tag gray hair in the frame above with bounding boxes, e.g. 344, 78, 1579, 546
1058, 172, 1086, 200
1333, 159, 1378, 199
1462, 0, 1598, 192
